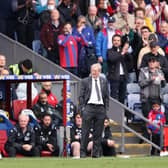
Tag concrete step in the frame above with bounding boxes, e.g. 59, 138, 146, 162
110, 121, 143, 133
113, 132, 140, 144
116, 144, 151, 155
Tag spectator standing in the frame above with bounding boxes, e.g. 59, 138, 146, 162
72, 16, 96, 78
58, 0, 81, 26
12, 0, 37, 49
113, 0, 135, 34
34, 113, 59, 156
139, 57, 166, 118
86, 5, 102, 37
145, 0, 168, 32
96, 16, 122, 74
140, 41, 168, 81
157, 21, 168, 56
107, 34, 128, 104
137, 32, 165, 70
147, 100, 166, 155
79, 63, 109, 158
57, 22, 79, 75
40, 9, 61, 64
5, 114, 38, 157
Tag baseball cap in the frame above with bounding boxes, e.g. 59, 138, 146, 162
108, 16, 116, 23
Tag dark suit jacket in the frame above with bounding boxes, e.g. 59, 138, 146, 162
79, 76, 109, 114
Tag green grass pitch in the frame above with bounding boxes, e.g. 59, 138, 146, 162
1, 157, 168, 168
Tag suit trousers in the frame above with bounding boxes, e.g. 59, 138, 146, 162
80, 104, 105, 157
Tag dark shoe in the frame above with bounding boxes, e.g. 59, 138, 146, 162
92, 155, 100, 158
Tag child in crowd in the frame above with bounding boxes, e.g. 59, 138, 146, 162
147, 99, 165, 155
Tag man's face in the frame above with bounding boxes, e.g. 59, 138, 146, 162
141, 28, 150, 39
151, 46, 159, 55
120, 2, 128, 15
88, 6, 97, 16
43, 116, 52, 127
148, 60, 158, 69
112, 36, 121, 48
51, 10, 59, 21
39, 93, 48, 105
19, 115, 29, 129
151, 0, 158, 6
91, 66, 100, 79
160, 22, 168, 35
63, 23, 72, 34
136, 10, 145, 18
42, 82, 52, 91
75, 114, 82, 127
108, 22, 115, 30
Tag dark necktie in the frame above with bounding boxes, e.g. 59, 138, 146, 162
95, 79, 101, 101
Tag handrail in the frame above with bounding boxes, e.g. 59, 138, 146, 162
108, 97, 161, 153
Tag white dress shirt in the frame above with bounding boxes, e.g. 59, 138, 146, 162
88, 77, 104, 105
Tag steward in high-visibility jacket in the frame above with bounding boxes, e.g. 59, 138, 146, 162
9, 59, 33, 75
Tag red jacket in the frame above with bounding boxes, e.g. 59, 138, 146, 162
32, 90, 58, 108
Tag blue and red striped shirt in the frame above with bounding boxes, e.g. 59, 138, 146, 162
148, 110, 166, 135
57, 34, 78, 68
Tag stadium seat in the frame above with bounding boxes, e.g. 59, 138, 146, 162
12, 99, 27, 121
41, 151, 52, 157
127, 83, 140, 94
32, 40, 42, 55
0, 130, 7, 155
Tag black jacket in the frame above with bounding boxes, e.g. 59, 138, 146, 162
5, 124, 35, 150
101, 126, 113, 146
107, 46, 128, 80
34, 123, 58, 150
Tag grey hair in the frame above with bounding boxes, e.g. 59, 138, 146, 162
91, 63, 102, 73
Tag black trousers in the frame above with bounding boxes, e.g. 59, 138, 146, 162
151, 133, 160, 155
80, 104, 105, 157
109, 75, 127, 104
5, 145, 39, 157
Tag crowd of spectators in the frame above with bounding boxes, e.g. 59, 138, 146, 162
0, 0, 168, 157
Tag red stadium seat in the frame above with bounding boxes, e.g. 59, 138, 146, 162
12, 100, 27, 121
0, 130, 8, 156
41, 150, 52, 157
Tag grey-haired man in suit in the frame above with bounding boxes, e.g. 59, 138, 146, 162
79, 63, 109, 158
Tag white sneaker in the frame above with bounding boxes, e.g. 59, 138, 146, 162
72, 156, 80, 159
0, 153, 2, 160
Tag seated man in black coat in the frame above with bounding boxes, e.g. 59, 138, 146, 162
34, 114, 59, 156
5, 114, 39, 157
32, 91, 62, 126
101, 117, 116, 156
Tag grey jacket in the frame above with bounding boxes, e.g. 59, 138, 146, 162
79, 76, 109, 113
138, 67, 166, 102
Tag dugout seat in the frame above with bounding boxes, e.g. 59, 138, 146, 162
12, 99, 27, 121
